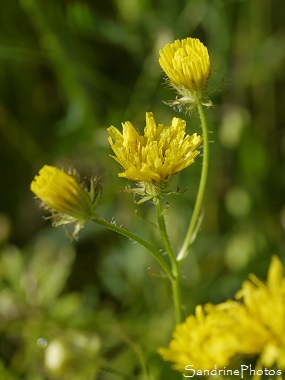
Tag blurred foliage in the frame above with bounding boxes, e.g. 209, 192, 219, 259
0, 0, 285, 378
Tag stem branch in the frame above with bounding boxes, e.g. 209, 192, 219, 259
90, 216, 173, 280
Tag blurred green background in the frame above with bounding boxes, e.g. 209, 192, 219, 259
0, 0, 285, 378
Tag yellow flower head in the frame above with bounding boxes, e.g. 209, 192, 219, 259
160, 256, 285, 374
159, 304, 240, 373
107, 112, 203, 186
31, 165, 101, 237
234, 255, 285, 369
159, 38, 211, 108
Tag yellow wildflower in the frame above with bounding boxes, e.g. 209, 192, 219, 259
234, 255, 285, 369
31, 165, 101, 237
159, 38, 211, 108
159, 303, 240, 373
160, 256, 285, 373
107, 112, 202, 188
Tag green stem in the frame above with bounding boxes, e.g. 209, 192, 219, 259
155, 197, 182, 324
171, 276, 182, 325
155, 198, 177, 271
90, 216, 173, 280
177, 103, 209, 262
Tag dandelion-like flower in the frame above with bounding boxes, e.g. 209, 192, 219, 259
159, 304, 239, 372
107, 112, 202, 201
160, 256, 285, 373
234, 255, 285, 369
159, 38, 211, 109
31, 165, 101, 237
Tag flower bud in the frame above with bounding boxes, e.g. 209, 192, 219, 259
31, 165, 101, 237
159, 38, 212, 109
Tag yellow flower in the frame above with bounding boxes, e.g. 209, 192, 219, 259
31, 165, 101, 236
159, 304, 240, 373
159, 38, 211, 108
107, 112, 202, 186
160, 256, 285, 373
234, 255, 285, 369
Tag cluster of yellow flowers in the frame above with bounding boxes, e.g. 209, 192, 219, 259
159, 255, 285, 372
30, 36, 282, 377
31, 37, 210, 216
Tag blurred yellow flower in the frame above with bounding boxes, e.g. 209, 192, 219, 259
234, 255, 285, 369
31, 165, 100, 236
159, 38, 211, 108
160, 256, 285, 373
107, 112, 202, 184
159, 304, 239, 372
